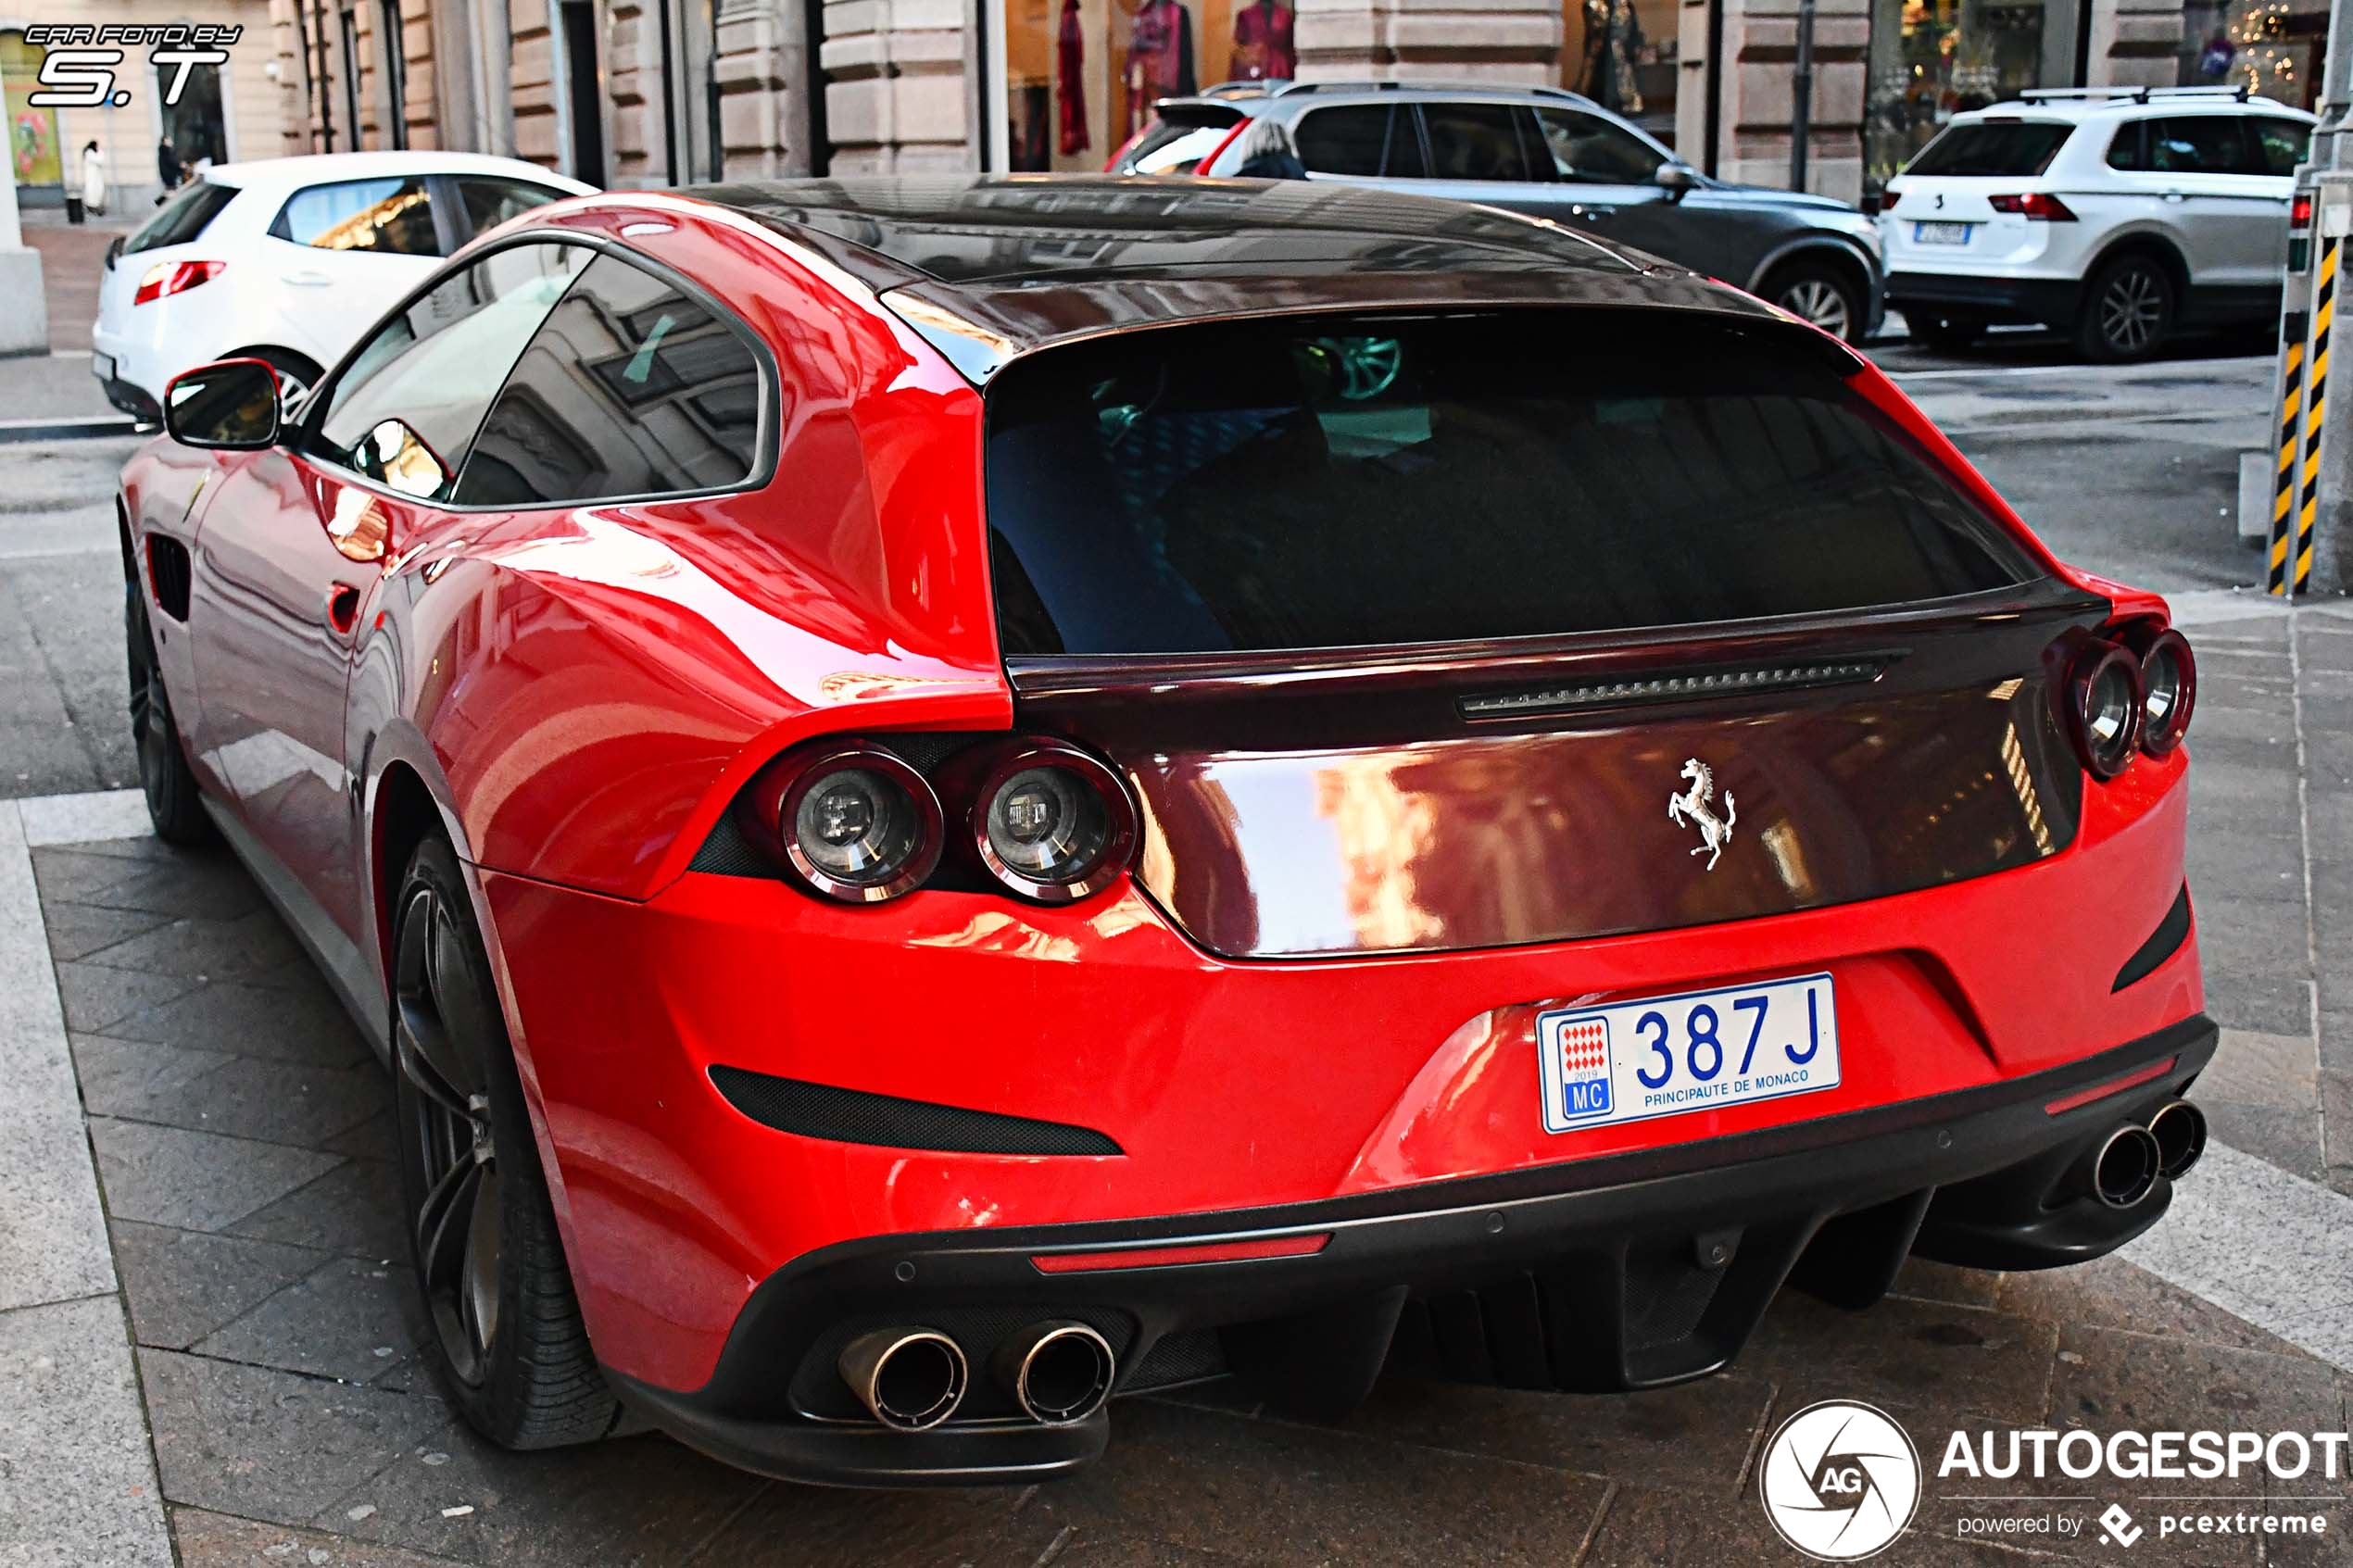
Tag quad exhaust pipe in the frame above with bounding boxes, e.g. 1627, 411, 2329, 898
995, 1322, 1116, 1425
2147, 1099, 2207, 1181
838, 1328, 967, 1431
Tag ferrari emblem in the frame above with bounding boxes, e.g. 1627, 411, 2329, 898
1667, 758, 1737, 871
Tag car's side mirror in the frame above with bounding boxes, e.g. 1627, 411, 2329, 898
359, 418, 449, 500
1655, 163, 1700, 202
162, 359, 282, 450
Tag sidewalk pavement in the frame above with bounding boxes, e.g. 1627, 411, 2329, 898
22, 212, 138, 356
1, 595, 2350, 1568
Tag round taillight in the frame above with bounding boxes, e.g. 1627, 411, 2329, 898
2136, 628, 2195, 757
970, 744, 1139, 903
765, 745, 941, 902
2067, 640, 2145, 780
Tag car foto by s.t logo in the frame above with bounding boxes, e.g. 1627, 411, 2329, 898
1760, 1400, 1924, 1561
20, 23, 239, 110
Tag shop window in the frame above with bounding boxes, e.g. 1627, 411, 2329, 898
1864, 0, 2071, 194
1000, 0, 1294, 171
4, 31, 65, 190
2179, 1, 2318, 108
1561, 0, 1676, 146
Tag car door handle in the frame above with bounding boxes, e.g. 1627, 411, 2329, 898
282, 270, 333, 287
2161, 191, 2188, 203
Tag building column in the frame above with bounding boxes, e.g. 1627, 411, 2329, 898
822, 0, 974, 171
1293, 0, 1564, 82
1704, 0, 1868, 200
715, 0, 819, 175
2085, 0, 2186, 85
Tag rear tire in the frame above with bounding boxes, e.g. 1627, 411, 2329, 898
1764, 258, 1867, 344
125, 583, 215, 846
2077, 254, 2176, 362
390, 837, 619, 1449
244, 347, 325, 414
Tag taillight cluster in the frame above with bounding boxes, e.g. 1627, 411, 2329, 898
133, 260, 225, 307
2058, 625, 2195, 780
1988, 194, 2077, 222
742, 736, 1140, 906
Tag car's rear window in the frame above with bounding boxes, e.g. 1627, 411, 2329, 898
982, 312, 2037, 657
1904, 121, 2074, 177
125, 180, 239, 255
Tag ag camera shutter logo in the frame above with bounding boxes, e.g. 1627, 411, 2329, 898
1759, 1399, 1923, 1561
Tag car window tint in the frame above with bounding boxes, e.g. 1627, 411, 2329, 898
1296, 106, 1414, 177
1535, 107, 1666, 182
456, 176, 567, 236
125, 180, 239, 254
1905, 121, 2072, 176
454, 255, 764, 506
2253, 118, 2311, 176
274, 177, 442, 255
2145, 117, 2259, 175
312, 243, 591, 500
983, 313, 2035, 656
1421, 103, 1537, 182
2106, 122, 2149, 170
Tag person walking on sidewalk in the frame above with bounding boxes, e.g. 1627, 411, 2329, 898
155, 138, 180, 202
81, 142, 107, 216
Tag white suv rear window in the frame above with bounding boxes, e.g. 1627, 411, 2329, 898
1906, 122, 2072, 177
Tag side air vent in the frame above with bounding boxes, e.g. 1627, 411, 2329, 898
147, 536, 192, 622
1460, 659, 1892, 721
709, 1064, 1123, 1155
2112, 884, 2193, 993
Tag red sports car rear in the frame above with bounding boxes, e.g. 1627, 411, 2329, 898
119, 178, 2209, 1485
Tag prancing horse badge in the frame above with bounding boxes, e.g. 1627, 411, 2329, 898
1667, 758, 1736, 871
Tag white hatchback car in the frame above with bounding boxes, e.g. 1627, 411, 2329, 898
94, 151, 593, 420
1878, 88, 2313, 360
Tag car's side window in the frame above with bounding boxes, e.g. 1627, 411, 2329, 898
2144, 116, 2261, 176
1295, 106, 1423, 178
309, 243, 593, 502
2106, 121, 2150, 171
456, 177, 570, 239
271, 177, 444, 256
1534, 108, 1667, 183
1420, 102, 1540, 182
453, 254, 765, 507
2252, 118, 2312, 177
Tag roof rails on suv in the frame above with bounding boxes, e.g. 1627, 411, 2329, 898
1272, 79, 1597, 107
2012, 84, 2253, 106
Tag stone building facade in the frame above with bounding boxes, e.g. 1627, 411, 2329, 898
266, 0, 2231, 202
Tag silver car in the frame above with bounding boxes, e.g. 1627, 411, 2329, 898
1114, 81, 1885, 343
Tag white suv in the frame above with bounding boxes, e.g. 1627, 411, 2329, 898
1878, 88, 2313, 360
94, 151, 593, 421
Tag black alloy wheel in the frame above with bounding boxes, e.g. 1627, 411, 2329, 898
124, 582, 214, 845
390, 838, 618, 1447
2080, 256, 2175, 362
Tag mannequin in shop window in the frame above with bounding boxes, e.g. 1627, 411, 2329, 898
1228, 0, 1295, 82
1058, 0, 1090, 156
1125, 0, 1198, 139
1577, 0, 1644, 118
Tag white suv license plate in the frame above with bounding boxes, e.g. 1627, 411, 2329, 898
1537, 973, 1840, 1135
1914, 220, 1973, 245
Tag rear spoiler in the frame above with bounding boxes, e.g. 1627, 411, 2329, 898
1146, 98, 1247, 130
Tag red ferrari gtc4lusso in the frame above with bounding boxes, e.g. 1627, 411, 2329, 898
120, 176, 2209, 1483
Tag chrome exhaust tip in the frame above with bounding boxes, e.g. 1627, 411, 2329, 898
2147, 1100, 2207, 1181
996, 1322, 1116, 1426
838, 1328, 967, 1432
2089, 1123, 2162, 1210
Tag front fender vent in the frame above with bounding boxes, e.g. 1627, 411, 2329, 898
147, 536, 192, 622
709, 1064, 1123, 1155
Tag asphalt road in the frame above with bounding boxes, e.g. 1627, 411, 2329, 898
0, 341, 2284, 801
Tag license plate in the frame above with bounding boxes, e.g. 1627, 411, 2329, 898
1913, 220, 1972, 245
1537, 973, 1840, 1134
93, 353, 115, 382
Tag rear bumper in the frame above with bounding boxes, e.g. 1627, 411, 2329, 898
610, 1013, 2216, 1485
1886, 270, 2081, 325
